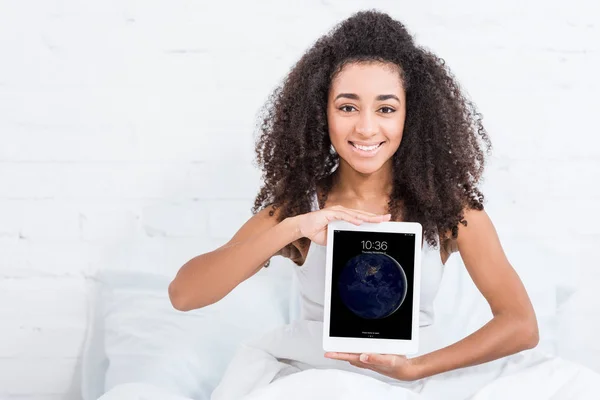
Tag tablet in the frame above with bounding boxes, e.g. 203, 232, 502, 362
323, 220, 423, 355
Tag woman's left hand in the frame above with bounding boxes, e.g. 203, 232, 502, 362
324, 352, 421, 381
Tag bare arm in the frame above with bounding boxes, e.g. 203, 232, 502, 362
168, 207, 301, 311
411, 208, 539, 379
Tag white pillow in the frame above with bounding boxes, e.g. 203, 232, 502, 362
81, 262, 293, 400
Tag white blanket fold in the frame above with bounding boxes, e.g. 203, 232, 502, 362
210, 320, 600, 400
98, 319, 600, 400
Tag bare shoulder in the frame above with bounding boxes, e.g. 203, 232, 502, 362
437, 207, 488, 263
438, 207, 495, 252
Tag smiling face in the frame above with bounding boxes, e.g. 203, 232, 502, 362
327, 61, 406, 175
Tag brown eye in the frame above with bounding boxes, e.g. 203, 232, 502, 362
340, 105, 357, 112
379, 107, 396, 114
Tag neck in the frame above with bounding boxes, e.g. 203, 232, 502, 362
331, 159, 394, 202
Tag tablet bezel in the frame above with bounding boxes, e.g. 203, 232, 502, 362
323, 220, 423, 355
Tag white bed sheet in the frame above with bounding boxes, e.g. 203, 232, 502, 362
98, 319, 600, 400
87, 248, 596, 399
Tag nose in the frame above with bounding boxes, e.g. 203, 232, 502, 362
355, 110, 377, 137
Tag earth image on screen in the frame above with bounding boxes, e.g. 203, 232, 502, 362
337, 252, 408, 320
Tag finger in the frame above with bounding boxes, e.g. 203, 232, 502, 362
332, 210, 391, 224
344, 208, 390, 220
348, 361, 367, 369
326, 211, 363, 225
332, 205, 386, 219
360, 353, 401, 367
358, 213, 391, 223
324, 352, 361, 362
372, 214, 392, 222
344, 208, 378, 216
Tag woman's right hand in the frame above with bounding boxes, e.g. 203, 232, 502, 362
293, 206, 391, 246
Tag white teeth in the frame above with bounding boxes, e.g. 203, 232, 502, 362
352, 142, 381, 151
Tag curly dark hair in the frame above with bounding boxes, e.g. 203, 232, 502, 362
251, 9, 492, 264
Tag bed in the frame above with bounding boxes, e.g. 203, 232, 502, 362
81, 244, 600, 400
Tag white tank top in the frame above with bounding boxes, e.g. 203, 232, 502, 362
292, 190, 445, 326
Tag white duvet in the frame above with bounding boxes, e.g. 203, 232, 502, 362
99, 319, 600, 400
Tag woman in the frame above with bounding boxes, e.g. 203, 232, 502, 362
169, 10, 598, 398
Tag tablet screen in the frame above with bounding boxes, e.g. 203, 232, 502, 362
330, 229, 415, 340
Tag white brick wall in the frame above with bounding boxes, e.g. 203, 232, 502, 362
1, 1, 599, 398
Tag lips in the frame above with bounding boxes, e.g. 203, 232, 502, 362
348, 141, 385, 157
350, 141, 384, 150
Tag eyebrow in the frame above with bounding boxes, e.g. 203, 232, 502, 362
334, 93, 400, 102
